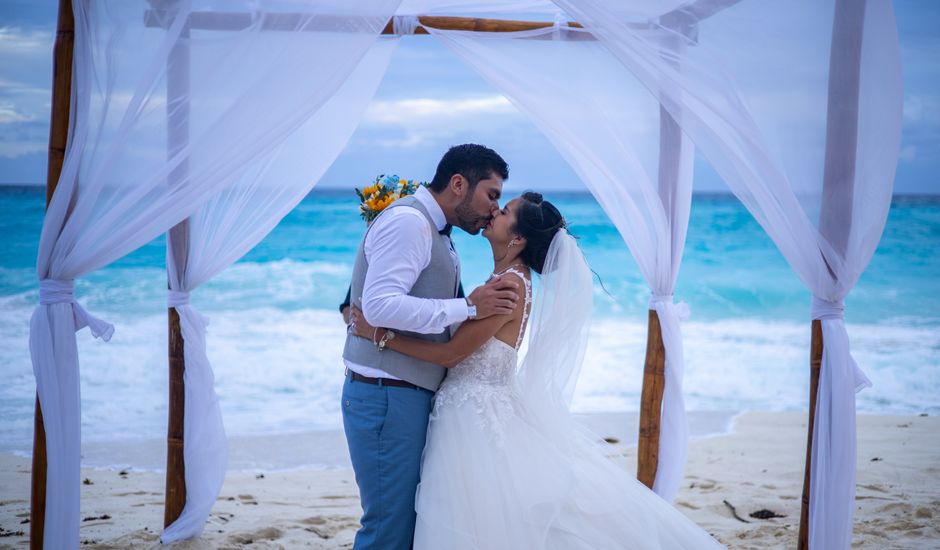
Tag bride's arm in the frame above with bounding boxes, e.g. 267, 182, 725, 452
349, 276, 525, 368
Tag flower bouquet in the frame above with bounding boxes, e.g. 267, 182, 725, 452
355, 174, 426, 223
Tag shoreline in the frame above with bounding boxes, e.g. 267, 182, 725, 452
1, 411, 738, 473
1, 411, 937, 549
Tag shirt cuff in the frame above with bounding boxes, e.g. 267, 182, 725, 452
444, 297, 470, 325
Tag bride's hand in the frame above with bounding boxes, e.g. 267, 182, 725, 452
348, 305, 379, 340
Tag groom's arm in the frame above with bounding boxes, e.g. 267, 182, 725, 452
361, 209, 468, 334
350, 272, 526, 368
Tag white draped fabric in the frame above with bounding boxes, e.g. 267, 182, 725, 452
31, 1, 400, 547
552, 0, 902, 546
159, 38, 399, 543
427, 22, 694, 501
30, 0, 901, 547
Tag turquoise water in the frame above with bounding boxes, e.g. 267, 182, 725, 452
1, 186, 938, 450
4, 187, 937, 323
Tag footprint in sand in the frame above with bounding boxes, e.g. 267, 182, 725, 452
237, 494, 259, 505
225, 526, 283, 546
883, 519, 928, 533
914, 507, 933, 519
299, 515, 359, 539
878, 501, 913, 516
210, 512, 234, 524
690, 479, 718, 492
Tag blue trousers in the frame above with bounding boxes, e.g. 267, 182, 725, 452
342, 373, 434, 550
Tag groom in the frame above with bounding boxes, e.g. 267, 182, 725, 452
341, 144, 518, 549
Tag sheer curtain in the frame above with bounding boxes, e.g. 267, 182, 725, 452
428, 22, 694, 501
31, 1, 400, 547
159, 38, 399, 543
553, 0, 902, 546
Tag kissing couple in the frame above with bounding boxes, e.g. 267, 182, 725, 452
341, 144, 723, 549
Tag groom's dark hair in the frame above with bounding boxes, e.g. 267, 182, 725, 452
428, 144, 508, 193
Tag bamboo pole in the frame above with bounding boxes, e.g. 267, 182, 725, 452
142, 11, 585, 34
637, 310, 666, 489
141, 0, 745, 35
382, 16, 583, 35
31, 0, 74, 547
45, 0, 73, 208
165, 306, 187, 526
163, 5, 190, 528
30, 395, 47, 550
798, 320, 823, 549
635, 6, 691, 491
797, 1, 865, 547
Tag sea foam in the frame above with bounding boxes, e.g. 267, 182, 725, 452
1, 301, 936, 453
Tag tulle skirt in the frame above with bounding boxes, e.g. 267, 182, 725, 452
413, 387, 724, 550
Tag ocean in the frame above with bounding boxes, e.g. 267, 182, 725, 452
1, 186, 938, 455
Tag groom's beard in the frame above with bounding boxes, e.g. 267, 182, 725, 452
454, 191, 489, 235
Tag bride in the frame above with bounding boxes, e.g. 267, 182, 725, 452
349, 192, 724, 549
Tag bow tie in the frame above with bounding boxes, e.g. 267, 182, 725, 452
439, 224, 453, 237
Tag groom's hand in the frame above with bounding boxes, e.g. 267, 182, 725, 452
468, 275, 519, 320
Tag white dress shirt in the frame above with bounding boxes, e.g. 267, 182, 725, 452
345, 186, 469, 379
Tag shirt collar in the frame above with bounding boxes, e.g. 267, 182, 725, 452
415, 186, 447, 232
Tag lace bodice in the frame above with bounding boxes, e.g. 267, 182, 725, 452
432, 337, 518, 444
440, 337, 519, 390
432, 267, 531, 443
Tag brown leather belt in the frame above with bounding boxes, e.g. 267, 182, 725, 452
347, 369, 422, 390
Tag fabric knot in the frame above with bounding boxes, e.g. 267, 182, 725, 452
38, 278, 114, 341
439, 224, 453, 237
648, 293, 691, 322
168, 290, 191, 308
811, 296, 845, 320
648, 293, 673, 307
39, 279, 75, 305
393, 15, 420, 36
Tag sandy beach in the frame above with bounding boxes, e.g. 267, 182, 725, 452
1, 411, 937, 549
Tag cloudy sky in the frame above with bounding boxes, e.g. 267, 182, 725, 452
1, 1, 938, 193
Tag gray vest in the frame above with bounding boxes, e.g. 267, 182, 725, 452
342, 196, 459, 391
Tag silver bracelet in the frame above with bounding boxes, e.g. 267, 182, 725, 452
377, 329, 396, 351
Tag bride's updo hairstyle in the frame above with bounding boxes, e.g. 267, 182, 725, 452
513, 191, 567, 274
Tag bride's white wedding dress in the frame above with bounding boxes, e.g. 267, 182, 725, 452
414, 262, 724, 549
